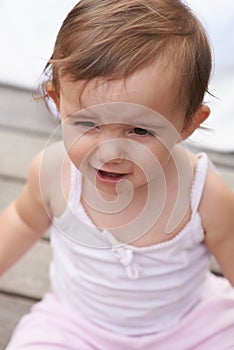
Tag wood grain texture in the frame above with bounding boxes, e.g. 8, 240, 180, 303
0, 240, 51, 300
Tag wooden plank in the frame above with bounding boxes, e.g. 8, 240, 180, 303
0, 240, 51, 300
0, 293, 35, 350
187, 144, 234, 168
0, 85, 57, 135
0, 130, 49, 180
0, 178, 23, 211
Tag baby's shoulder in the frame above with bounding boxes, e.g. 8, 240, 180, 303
30, 141, 71, 217
178, 148, 233, 217
197, 154, 234, 239
187, 151, 232, 210
200, 158, 233, 210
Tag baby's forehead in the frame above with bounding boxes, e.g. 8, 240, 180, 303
59, 58, 182, 119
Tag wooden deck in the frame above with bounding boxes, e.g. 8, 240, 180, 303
0, 85, 56, 349
0, 84, 234, 349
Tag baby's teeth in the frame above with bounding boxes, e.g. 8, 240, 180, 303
100, 170, 121, 178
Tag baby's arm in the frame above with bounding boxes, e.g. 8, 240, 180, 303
200, 166, 234, 286
0, 152, 51, 276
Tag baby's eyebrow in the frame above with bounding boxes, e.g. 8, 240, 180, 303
68, 110, 100, 121
133, 122, 165, 130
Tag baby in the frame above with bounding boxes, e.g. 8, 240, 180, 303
1, 1, 234, 349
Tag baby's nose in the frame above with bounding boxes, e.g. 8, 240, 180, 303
96, 139, 126, 163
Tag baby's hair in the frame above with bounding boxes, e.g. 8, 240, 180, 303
43, 0, 212, 122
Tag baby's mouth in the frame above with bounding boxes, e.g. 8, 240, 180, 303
97, 169, 128, 180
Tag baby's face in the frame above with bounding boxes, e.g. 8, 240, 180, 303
58, 59, 187, 197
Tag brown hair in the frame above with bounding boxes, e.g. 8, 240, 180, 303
43, 0, 212, 121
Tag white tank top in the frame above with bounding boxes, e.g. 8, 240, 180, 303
50, 153, 211, 336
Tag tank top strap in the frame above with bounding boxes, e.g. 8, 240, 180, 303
190, 153, 209, 217
67, 162, 82, 211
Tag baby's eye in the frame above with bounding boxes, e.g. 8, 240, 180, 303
131, 127, 154, 136
73, 121, 99, 129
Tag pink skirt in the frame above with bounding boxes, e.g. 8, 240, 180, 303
6, 275, 234, 350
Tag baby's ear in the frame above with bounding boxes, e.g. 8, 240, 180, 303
181, 105, 210, 140
45, 82, 60, 111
